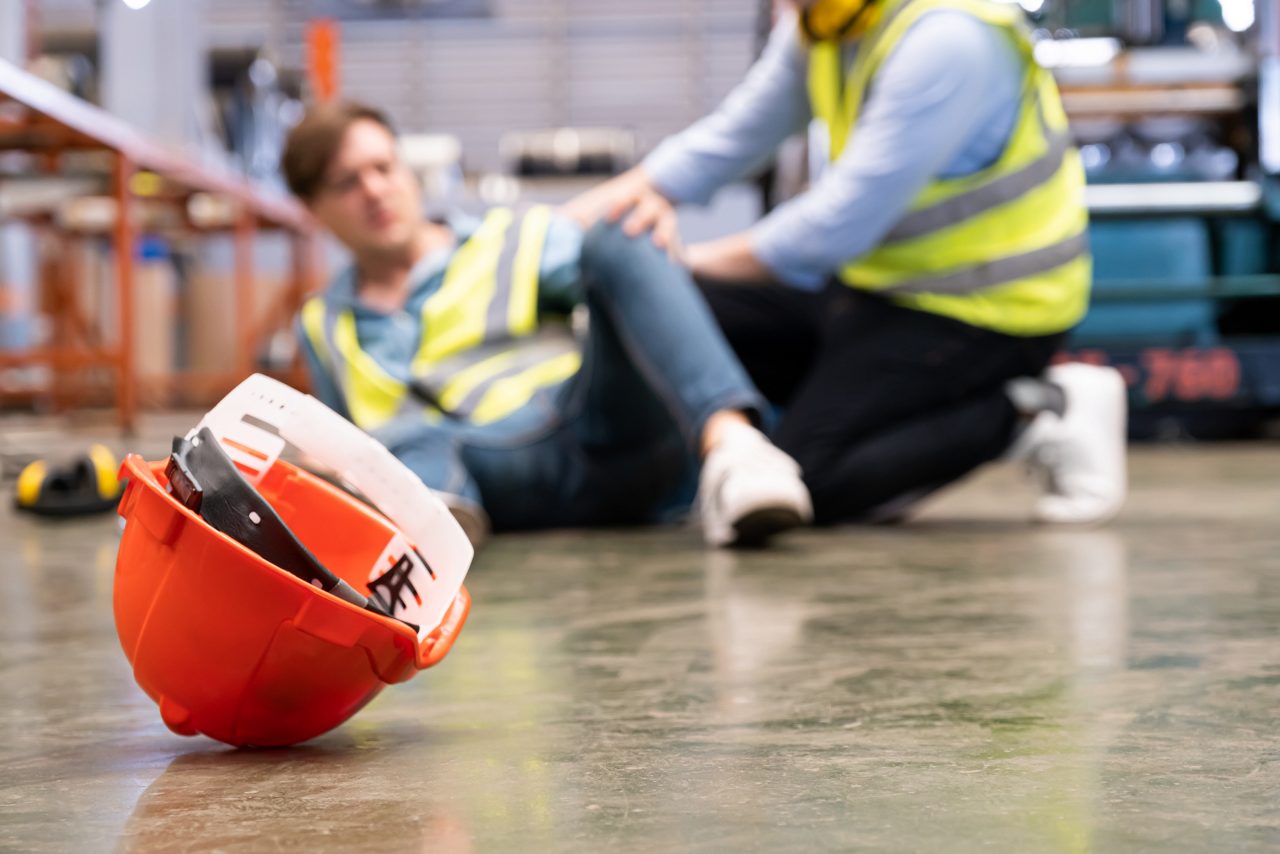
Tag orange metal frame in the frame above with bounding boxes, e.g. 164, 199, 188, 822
0, 58, 320, 432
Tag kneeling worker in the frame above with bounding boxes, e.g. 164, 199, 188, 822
281, 101, 811, 547
572, 0, 1128, 525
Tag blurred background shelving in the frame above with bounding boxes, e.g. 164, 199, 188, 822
4, 0, 1280, 437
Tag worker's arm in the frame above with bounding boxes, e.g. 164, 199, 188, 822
685, 232, 777, 283
641, 11, 812, 205
561, 12, 810, 237
694, 11, 1025, 288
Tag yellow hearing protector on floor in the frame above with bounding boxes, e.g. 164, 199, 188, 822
801, 0, 882, 41
14, 443, 122, 517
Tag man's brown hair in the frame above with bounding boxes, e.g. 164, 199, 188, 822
280, 100, 395, 202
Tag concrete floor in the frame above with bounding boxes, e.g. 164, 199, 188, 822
1, 439, 1279, 852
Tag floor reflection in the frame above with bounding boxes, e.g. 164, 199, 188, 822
122, 745, 473, 854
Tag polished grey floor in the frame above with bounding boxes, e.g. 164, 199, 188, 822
1, 440, 1278, 852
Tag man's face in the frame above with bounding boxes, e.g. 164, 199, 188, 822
309, 118, 423, 259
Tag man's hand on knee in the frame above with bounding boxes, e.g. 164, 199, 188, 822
561, 168, 682, 258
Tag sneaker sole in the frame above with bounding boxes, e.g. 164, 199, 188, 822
729, 506, 806, 549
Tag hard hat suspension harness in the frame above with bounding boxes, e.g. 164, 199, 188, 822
166, 426, 402, 624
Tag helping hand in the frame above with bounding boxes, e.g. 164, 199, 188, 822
561, 168, 684, 259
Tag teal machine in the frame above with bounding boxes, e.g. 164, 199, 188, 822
1037, 0, 1280, 436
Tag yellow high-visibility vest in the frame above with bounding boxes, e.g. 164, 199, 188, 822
807, 0, 1091, 336
302, 205, 581, 430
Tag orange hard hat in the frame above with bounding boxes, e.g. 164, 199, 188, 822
112, 375, 474, 747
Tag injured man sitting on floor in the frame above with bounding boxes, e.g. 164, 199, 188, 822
282, 100, 812, 550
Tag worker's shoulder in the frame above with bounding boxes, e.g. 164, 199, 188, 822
894, 4, 1019, 56
882, 6, 1023, 85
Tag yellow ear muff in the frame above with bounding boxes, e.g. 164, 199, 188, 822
801, 0, 878, 41
87, 444, 121, 501
15, 460, 47, 508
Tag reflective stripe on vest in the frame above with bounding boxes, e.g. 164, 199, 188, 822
411, 328, 580, 422
302, 205, 581, 430
303, 294, 411, 429
807, 0, 1091, 336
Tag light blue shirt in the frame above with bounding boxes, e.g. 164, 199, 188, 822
643, 9, 1027, 290
299, 212, 585, 419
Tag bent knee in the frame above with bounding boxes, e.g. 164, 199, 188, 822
580, 220, 664, 285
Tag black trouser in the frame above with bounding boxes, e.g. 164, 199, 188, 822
699, 281, 1064, 524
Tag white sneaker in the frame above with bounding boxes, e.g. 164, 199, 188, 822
698, 424, 813, 548
1017, 363, 1128, 525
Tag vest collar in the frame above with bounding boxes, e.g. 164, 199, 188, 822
325, 211, 483, 311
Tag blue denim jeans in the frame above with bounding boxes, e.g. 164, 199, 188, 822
374, 222, 765, 531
